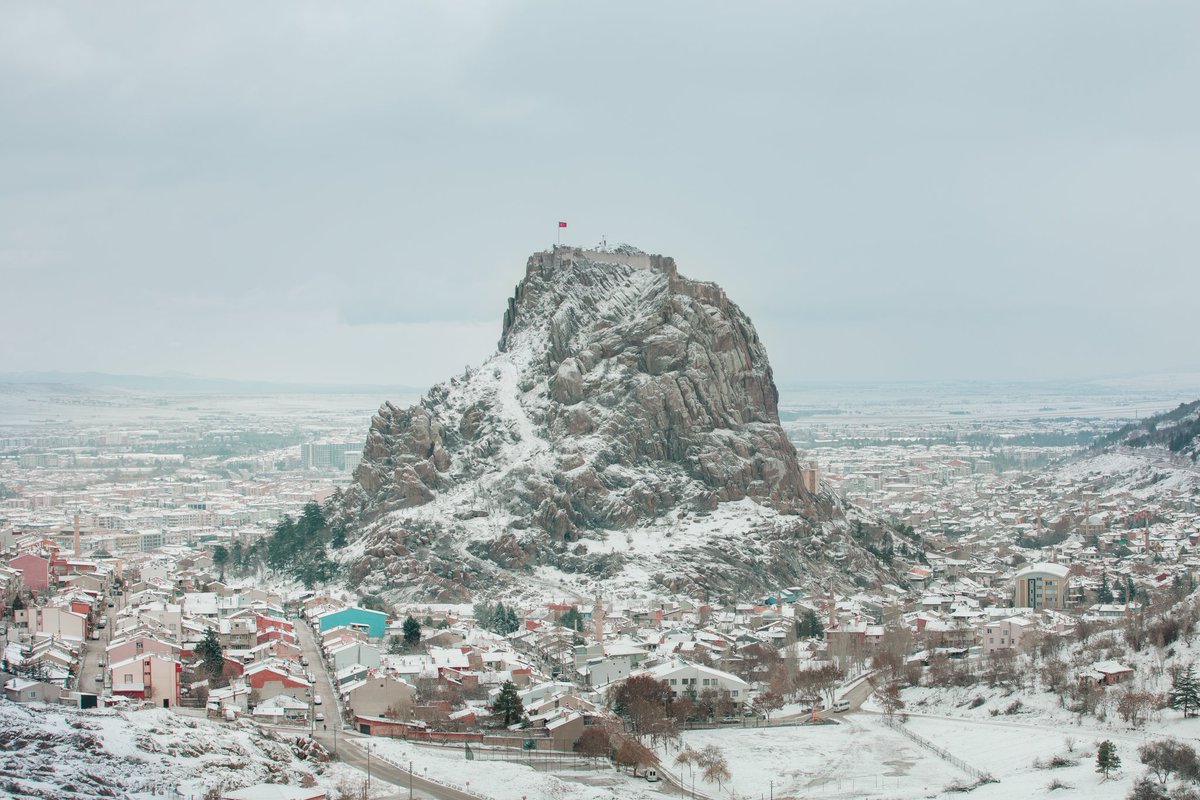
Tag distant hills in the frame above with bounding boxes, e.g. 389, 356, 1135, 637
1104, 399, 1200, 461
0, 371, 425, 395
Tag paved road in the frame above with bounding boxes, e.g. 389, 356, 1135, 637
78, 589, 118, 697
293, 618, 482, 800
294, 613, 342, 731
843, 670, 881, 709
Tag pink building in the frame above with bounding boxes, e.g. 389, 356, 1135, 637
981, 616, 1035, 656
8, 553, 51, 594
110, 652, 181, 708
21, 606, 88, 641
106, 634, 179, 665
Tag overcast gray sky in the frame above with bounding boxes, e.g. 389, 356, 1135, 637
2, 2, 1198, 388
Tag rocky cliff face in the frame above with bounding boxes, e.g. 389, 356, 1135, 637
339, 246, 901, 601
351, 247, 807, 529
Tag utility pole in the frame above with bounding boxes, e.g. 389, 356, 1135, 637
409, 759, 413, 800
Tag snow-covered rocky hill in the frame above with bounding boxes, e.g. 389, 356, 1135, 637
337, 246, 908, 602
1105, 400, 1200, 463
0, 704, 357, 799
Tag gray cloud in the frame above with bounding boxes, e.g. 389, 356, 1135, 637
2, 2, 1198, 387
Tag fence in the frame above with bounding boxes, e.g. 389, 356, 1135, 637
877, 716, 996, 784
371, 747, 491, 800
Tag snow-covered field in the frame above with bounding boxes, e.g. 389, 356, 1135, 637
368, 737, 668, 800
675, 708, 1196, 800
677, 719, 963, 799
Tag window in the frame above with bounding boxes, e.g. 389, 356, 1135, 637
124, 675, 132, 684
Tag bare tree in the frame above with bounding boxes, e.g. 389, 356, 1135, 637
874, 680, 905, 722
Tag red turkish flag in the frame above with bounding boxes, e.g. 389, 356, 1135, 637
558, 221, 568, 228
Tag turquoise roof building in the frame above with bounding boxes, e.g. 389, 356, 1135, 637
318, 606, 388, 639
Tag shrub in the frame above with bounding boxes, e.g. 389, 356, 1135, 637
969, 696, 986, 709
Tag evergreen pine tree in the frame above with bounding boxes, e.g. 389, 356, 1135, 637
197, 627, 225, 679
1096, 740, 1120, 779
560, 607, 584, 631
493, 602, 507, 633
491, 680, 525, 726
402, 615, 421, 647
212, 545, 228, 581
1169, 663, 1200, 717
473, 602, 494, 631
1099, 572, 1114, 604
299, 501, 326, 536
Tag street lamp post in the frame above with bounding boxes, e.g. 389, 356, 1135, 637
409, 759, 413, 799
365, 742, 372, 791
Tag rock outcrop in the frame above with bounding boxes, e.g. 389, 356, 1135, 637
348, 246, 809, 533
339, 246, 902, 601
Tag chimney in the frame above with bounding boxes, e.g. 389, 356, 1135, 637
73, 514, 81, 557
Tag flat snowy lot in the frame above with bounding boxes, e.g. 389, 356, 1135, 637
679, 717, 963, 798
901, 714, 1142, 800
680, 713, 1153, 799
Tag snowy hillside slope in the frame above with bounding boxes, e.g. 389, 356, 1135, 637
0, 704, 357, 799
1103, 399, 1200, 462
336, 246, 908, 602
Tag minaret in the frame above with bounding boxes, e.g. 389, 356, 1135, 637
827, 582, 837, 632
593, 595, 606, 656
73, 514, 81, 557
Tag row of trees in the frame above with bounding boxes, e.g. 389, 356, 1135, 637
609, 675, 744, 742
212, 501, 343, 588
473, 601, 521, 635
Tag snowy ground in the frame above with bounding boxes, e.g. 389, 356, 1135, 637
675, 700, 1200, 800
676, 718, 964, 799
368, 738, 669, 800
0, 703, 367, 800
1055, 448, 1200, 499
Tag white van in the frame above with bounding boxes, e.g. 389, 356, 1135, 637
313, 694, 323, 705
644, 768, 660, 782
832, 699, 851, 713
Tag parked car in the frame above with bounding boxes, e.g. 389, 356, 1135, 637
95, 672, 104, 683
